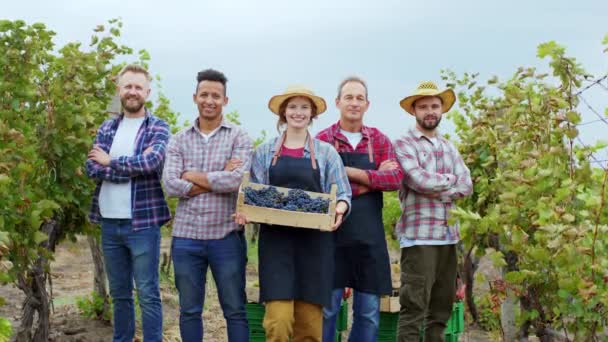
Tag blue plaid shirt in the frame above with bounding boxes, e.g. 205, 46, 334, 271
86, 110, 171, 230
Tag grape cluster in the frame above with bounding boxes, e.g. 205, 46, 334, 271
244, 186, 284, 209
285, 189, 330, 213
243, 187, 330, 213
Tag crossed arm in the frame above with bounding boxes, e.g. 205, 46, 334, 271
181, 159, 244, 197
345, 160, 401, 195
162, 130, 253, 199
344, 138, 404, 195
395, 140, 472, 202
86, 122, 170, 182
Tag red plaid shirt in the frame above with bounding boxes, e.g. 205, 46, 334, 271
316, 121, 403, 196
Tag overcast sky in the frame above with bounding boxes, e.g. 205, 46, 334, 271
5, 0, 608, 164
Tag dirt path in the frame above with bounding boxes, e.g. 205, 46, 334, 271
0, 236, 493, 341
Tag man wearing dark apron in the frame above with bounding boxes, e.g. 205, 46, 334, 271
317, 77, 404, 341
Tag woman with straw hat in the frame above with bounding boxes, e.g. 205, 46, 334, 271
235, 85, 351, 342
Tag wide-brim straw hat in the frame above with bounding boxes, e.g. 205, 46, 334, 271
399, 81, 456, 115
268, 85, 327, 116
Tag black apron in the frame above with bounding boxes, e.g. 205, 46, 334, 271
333, 138, 392, 295
258, 136, 335, 307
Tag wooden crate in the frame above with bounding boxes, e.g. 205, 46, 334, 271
380, 290, 401, 313
236, 172, 337, 231
380, 295, 400, 313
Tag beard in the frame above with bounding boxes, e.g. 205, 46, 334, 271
121, 95, 145, 114
416, 115, 441, 130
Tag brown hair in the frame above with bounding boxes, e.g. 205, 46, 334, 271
337, 76, 368, 99
117, 64, 152, 83
276, 96, 319, 132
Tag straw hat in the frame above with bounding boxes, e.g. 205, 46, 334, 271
268, 85, 327, 116
399, 81, 456, 115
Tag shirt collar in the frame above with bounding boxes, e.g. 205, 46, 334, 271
269, 131, 313, 154
113, 108, 151, 128
409, 126, 443, 143
333, 120, 371, 141
191, 116, 233, 134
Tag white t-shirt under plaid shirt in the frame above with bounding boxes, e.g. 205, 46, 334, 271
394, 127, 473, 242
162, 118, 253, 240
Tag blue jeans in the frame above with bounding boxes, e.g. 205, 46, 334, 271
323, 289, 380, 342
172, 231, 249, 342
101, 219, 162, 342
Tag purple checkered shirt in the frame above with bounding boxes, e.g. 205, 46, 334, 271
394, 127, 473, 241
163, 118, 253, 240
86, 110, 171, 230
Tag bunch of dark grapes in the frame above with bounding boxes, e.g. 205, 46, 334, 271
285, 189, 329, 213
243, 187, 330, 213
244, 186, 283, 209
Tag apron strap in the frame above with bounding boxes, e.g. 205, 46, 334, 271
271, 132, 287, 166
271, 131, 317, 170
363, 126, 374, 163
308, 134, 317, 170
367, 136, 374, 163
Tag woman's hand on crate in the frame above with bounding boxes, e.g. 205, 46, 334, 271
331, 201, 349, 231
233, 212, 249, 225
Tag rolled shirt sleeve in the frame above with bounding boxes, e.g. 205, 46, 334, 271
162, 135, 194, 198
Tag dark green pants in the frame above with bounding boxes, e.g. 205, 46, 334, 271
397, 245, 457, 342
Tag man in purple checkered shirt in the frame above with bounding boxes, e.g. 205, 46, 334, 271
86, 64, 170, 342
162, 69, 253, 341
394, 81, 473, 341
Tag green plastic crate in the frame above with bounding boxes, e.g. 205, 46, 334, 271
445, 333, 461, 342
446, 301, 464, 334
246, 301, 350, 340
377, 301, 464, 341
337, 300, 348, 332
246, 303, 265, 319
378, 332, 397, 341
377, 331, 461, 342
249, 331, 266, 342
379, 316, 398, 328
246, 302, 265, 335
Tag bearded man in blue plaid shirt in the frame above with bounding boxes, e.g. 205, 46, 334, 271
86, 64, 171, 342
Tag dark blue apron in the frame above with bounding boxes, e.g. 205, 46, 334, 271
258, 135, 335, 307
333, 137, 392, 295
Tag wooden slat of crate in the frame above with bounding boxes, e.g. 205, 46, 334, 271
380, 289, 400, 313
236, 172, 337, 231
380, 296, 400, 313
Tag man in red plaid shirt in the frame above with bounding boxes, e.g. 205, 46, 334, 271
316, 76, 403, 342
395, 81, 473, 341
